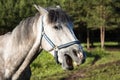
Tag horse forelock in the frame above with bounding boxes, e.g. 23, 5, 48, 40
46, 8, 71, 24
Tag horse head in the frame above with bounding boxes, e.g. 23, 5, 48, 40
34, 5, 86, 70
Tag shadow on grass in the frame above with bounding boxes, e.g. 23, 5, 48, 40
105, 45, 120, 51
85, 51, 101, 65
84, 48, 109, 65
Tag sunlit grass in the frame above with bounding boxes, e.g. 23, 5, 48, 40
82, 42, 119, 47
30, 50, 63, 80
30, 44, 120, 80
80, 61, 120, 80
94, 42, 118, 46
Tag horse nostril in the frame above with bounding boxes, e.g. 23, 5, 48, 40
73, 49, 83, 59
73, 49, 77, 57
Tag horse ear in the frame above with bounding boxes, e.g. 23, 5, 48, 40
34, 4, 48, 15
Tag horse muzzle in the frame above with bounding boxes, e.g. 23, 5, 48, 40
61, 49, 86, 70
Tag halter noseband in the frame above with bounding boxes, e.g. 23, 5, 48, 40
41, 16, 80, 64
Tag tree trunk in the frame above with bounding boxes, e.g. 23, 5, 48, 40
100, 26, 105, 49
87, 29, 90, 50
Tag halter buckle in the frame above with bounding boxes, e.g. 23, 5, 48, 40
54, 46, 59, 51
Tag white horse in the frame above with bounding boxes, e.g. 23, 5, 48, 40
0, 5, 86, 80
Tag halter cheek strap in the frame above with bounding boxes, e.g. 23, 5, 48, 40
41, 16, 81, 64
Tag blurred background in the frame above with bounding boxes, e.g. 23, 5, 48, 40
0, 0, 120, 49
0, 0, 120, 80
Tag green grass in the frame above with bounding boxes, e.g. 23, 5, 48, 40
82, 42, 119, 47
79, 48, 120, 80
80, 60, 120, 80
30, 47, 120, 80
94, 42, 118, 46
30, 50, 63, 80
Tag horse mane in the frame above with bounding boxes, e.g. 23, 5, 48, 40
11, 13, 40, 44
17, 13, 40, 30
46, 7, 71, 23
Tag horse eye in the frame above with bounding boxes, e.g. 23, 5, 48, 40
54, 26, 60, 30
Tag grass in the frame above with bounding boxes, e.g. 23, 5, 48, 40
94, 42, 118, 46
79, 48, 120, 80
30, 43, 120, 80
30, 50, 63, 80
82, 42, 119, 48
80, 60, 120, 80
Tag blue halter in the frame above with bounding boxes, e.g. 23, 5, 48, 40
41, 17, 81, 64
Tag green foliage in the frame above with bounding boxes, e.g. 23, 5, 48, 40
0, 0, 35, 29
0, 0, 119, 30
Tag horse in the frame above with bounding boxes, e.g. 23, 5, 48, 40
0, 5, 86, 80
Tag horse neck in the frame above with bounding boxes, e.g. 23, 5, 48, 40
4, 15, 43, 79
11, 14, 42, 47
10, 15, 43, 60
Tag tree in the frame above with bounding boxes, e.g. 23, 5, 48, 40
0, 0, 119, 48
74, 0, 119, 49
